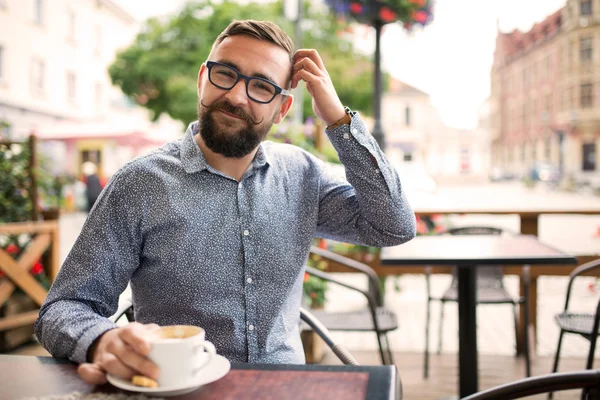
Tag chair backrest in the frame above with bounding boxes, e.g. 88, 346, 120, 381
309, 245, 384, 306
461, 369, 600, 400
564, 258, 600, 311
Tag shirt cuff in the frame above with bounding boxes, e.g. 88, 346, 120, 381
72, 320, 118, 364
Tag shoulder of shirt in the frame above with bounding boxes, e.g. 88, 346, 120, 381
261, 141, 321, 163
108, 139, 183, 183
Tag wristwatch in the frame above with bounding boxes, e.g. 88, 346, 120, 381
326, 106, 355, 130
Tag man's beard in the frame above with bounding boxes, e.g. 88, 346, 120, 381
198, 99, 274, 158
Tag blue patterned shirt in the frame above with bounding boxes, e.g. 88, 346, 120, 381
35, 114, 416, 364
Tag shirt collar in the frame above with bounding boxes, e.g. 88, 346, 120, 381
180, 121, 271, 174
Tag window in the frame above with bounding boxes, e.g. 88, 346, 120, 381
403, 151, 413, 162
31, 58, 44, 92
580, 83, 594, 108
34, 0, 43, 25
66, 72, 76, 103
0, 46, 4, 79
66, 9, 76, 42
580, 0, 592, 16
404, 106, 411, 126
580, 37, 593, 62
582, 143, 596, 171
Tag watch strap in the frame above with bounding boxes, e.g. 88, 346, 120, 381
326, 106, 355, 130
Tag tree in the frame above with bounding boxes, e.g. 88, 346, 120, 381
108, 0, 384, 125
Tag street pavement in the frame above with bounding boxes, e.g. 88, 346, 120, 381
56, 182, 600, 359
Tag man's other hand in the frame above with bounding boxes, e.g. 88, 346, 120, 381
77, 322, 161, 385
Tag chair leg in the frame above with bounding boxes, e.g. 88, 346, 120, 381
375, 331, 387, 365
383, 333, 394, 365
586, 333, 598, 370
437, 301, 445, 354
548, 330, 565, 400
424, 298, 431, 378
523, 303, 531, 378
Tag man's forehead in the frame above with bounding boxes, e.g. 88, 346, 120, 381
211, 35, 291, 82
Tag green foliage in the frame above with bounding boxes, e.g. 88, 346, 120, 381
0, 140, 33, 224
303, 255, 329, 308
108, 0, 385, 125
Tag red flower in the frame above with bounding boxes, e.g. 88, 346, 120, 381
403, 22, 413, 30
30, 262, 44, 275
304, 272, 310, 282
349, 2, 363, 14
310, 292, 317, 299
379, 7, 397, 23
318, 239, 327, 249
412, 10, 428, 23
5, 244, 19, 255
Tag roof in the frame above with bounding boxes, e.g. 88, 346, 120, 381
388, 79, 429, 97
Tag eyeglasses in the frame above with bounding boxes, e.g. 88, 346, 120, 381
206, 61, 291, 104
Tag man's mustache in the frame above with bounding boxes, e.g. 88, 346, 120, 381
200, 99, 263, 125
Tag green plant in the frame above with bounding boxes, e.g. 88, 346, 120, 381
0, 139, 33, 224
303, 254, 329, 309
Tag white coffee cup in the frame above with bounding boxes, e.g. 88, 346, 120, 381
148, 325, 216, 387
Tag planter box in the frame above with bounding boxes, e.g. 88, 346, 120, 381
0, 294, 37, 352
301, 330, 326, 364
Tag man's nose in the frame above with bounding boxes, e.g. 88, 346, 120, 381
225, 79, 250, 107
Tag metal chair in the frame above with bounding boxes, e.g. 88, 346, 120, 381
109, 295, 361, 366
461, 369, 600, 400
424, 226, 531, 378
305, 245, 398, 365
549, 258, 600, 399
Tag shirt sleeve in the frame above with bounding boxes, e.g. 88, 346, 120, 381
34, 167, 143, 364
315, 113, 416, 247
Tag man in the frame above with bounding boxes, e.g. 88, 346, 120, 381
35, 20, 415, 385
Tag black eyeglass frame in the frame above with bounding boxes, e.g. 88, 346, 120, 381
206, 61, 292, 104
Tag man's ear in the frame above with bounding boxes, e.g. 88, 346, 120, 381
273, 95, 294, 124
197, 64, 207, 94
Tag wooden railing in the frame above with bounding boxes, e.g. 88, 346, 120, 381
0, 221, 59, 333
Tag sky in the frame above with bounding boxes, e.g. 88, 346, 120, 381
116, 0, 567, 129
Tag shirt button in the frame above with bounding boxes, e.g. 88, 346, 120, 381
248, 324, 255, 331
243, 230, 249, 236
351, 128, 358, 135
343, 133, 350, 140
247, 277, 253, 284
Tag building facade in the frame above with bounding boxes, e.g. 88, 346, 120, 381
383, 78, 488, 182
0, 0, 181, 183
490, 0, 600, 181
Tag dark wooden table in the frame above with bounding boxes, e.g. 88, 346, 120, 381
380, 235, 577, 398
0, 355, 400, 400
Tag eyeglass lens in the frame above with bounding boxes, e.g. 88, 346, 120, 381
210, 63, 277, 103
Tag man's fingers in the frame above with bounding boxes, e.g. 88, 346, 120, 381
119, 322, 155, 356
293, 57, 322, 77
294, 49, 325, 71
105, 328, 160, 380
98, 352, 137, 381
78, 363, 108, 385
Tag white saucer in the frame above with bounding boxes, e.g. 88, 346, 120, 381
107, 354, 231, 397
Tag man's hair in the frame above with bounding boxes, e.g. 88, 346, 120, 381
210, 20, 294, 86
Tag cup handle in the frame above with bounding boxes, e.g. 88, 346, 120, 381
193, 340, 216, 374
